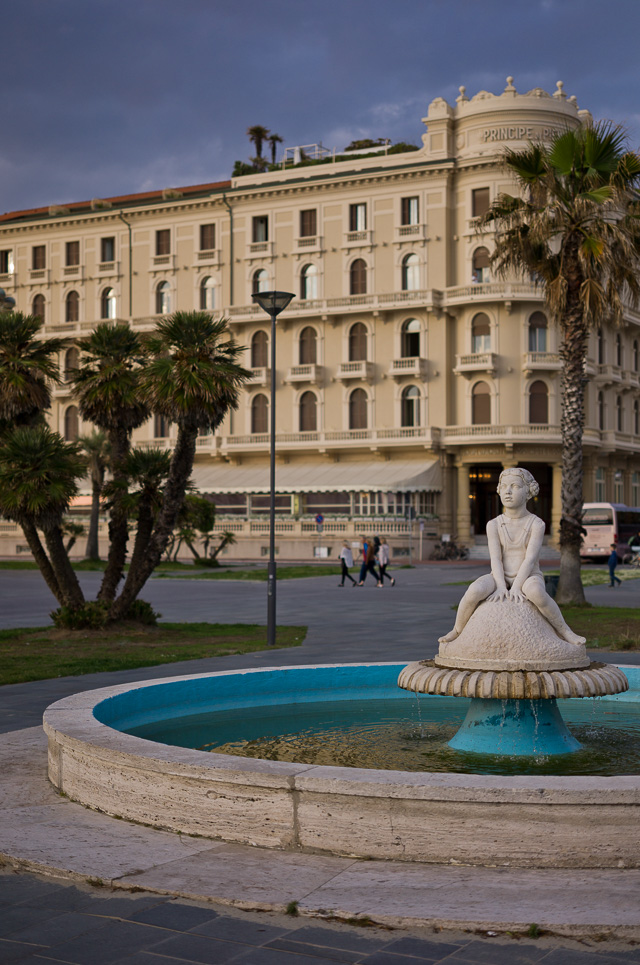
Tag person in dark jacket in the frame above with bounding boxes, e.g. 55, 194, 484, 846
608, 543, 622, 587
357, 537, 381, 586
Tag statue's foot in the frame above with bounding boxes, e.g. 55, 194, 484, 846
438, 629, 460, 645
558, 628, 586, 646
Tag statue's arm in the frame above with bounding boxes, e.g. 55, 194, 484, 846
487, 520, 508, 602
510, 516, 545, 600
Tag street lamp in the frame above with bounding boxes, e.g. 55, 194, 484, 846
251, 289, 295, 647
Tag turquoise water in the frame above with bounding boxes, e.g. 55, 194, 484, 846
125, 690, 640, 776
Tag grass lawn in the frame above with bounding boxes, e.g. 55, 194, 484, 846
446, 568, 640, 588
561, 607, 640, 652
0, 622, 306, 686
153, 564, 348, 581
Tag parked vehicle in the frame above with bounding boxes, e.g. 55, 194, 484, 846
580, 503, 640, 562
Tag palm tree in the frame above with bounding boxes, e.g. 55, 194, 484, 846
0, 311, 65, 429
247, 125, 270, 161
110, 312, 249, 618
0, 424, 86, 606
78, 430, 110, 561
69, 323, 149, 600
268, 133, 283, 165
482, 122, 640, 604
115, 447, 172, 579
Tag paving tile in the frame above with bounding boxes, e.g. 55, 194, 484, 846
146, 933, 245, 964
30, 919, 169, 964
0, 940, 44, 964
231, 946, 356, 965
263, 937, 362, 962
73, 894, 170, 920
361, 952, 450, 965
191, 916, 287, 945
4, 911, 107, 945
265, 924, 384, 954
535, 950, 637, 965
0, 875, 66, 906
0, 909, 61, 940
443, 938, 549, 963
380, 935, 465, 959
130, 902, 220, 931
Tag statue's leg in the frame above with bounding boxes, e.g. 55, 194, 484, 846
522, 576, 586, 645
438, 574, 495, 644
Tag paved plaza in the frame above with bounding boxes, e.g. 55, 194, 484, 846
1, 563, 640, 963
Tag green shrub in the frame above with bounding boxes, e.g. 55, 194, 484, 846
51, 598, 160, 629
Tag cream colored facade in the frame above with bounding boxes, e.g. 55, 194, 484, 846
1, 77, 639, 560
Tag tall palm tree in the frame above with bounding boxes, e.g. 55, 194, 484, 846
268, 133, 283, 165
247, 125, 270, 160
111, 312, 249, 618
116, 447, 172, 579
482, 122, 640, 604
78, 430, 110, 561
69, 323, 149, 600
0, 424, 86, 606
0, 311, 65, 429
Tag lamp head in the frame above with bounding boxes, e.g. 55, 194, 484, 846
252, 290, 294, 317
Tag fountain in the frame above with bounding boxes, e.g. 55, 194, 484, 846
398, 468, 628, 755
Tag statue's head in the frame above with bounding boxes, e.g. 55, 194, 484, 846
496, 467, 539, 501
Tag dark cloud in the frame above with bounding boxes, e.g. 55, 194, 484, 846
2, 0, 639, 212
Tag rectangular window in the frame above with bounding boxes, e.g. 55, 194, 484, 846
614, 470, 624, 504
349, 203, 367, 231
472, 188, 491, 218
66, 241, 80, 267
252, 216, 269, 243
156, 229, 171, 256
299, 209, 317, 237
0, 249, 14, 273
595, 467, 606, 502
401, 197, 419, 225
200, 224, 216, 250
32, 245, 46, 270
101, 237, 115, 262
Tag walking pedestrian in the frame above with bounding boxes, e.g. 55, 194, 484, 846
357, 535, 368, 584
377, 537, 395, 586
337, 541, 357, 586
358, 537, 381, 586
608, 543, 622, 587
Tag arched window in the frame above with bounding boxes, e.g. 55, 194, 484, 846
401, 385, 421, 427
64, 405, 79, 441
635, 400, 639, 436
529, 380, 548, 424
154, 413, 169, 438
597, 328, 605, 364
300, 264, 318, 300
401, 319, 421, 358
252, 269, 269, 294
251, 330, 268, 368
471, 381, 491, 425
156, 281, 170, 315
634, 340, 639, 373
598, 391, 605, 430
65, 290, 79, 323
616, 395, 624, 432
299, 391, 317, 432
349, 322, 367, 362
64, 347, 79, 382
32, 294, 45, 322
251, 394, 268, 434
299, 326, 317, 365
471, 313, 491, 353
350, 258, 367, 295
472, 247, 490, 283
528, 312, 548, 352
349, 388, 368, 429
101, 287, 116, 319
200, 276, 216, 311
401, 253, 420, 291
616, 333, 622, 367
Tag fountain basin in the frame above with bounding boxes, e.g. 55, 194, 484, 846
44, 663, 640, 869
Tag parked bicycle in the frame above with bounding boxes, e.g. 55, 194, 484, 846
429, 538, 469, 561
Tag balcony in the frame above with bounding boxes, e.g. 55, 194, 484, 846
29, 269, 49, 283
195, 248, 221, 268
454, 352, 498, 377
444, 281, 544, 308
150, 254, 175, 270
443, 424, 562, 445
220, 425, 441, 454
295, 235, 323, 255
62, 265, 83, 279
595, 363, 623, 386
622, 370, 640, 390
247, 241, 275, 259
522, 352, 562, 375
98, 261, 119, 275
225, 289, 443, 323
389, 357, 429, 379
285, 364, 323, 384
394, 224, 427, 243
336, 360, 375, 381
343, 229, 374, 249
246, 367, 270, 387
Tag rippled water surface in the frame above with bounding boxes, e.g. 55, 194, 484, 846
126, 694, 640, 776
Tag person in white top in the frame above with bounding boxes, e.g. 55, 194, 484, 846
338, 540, 357, 586
376, 537, 395, 586
438, 467, 585, 646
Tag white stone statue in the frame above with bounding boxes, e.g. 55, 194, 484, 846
439, 467, 585, 650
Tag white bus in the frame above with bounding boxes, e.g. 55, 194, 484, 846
581, 503, 640, 562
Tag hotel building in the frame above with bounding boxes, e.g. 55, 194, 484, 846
1, 77, 639, 559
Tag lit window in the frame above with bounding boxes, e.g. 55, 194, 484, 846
251, 330, 268, 368
401, 319, 420, 358
101, 288, 116, 319
349, 204, 366, 231
349, 322, 367, 362
156, 281, 170, 314
401, 197, 419, 225
66, 290, 79, 323
528, 312, 548, 352
401, 385, 420, 427
350, 259, 367, 295
529, 380, 548, 424
252, 269, 269, 294
401, 253, 420, 291
300, 264, 318, 300
200, 224, 216, 250
472, 247, 490, 283
200, 276, 216, 311
471, 381, 490, 424
349, 388, 367, 429
471, 313, 491, 353
299, 391, 317, 432
251, 394, 268, 434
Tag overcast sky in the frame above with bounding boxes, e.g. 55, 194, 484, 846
2, 0, 639, 214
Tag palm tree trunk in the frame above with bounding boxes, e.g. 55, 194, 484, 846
126, 494, 155, 583
556, 269, 588, 605
43, 525, 85, 607
20, 519, 64, 605
110, 426, 197, 619
85, 473, 103, 561
98, 428, 130, 602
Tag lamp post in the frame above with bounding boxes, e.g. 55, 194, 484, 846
251, 289, 295, 647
